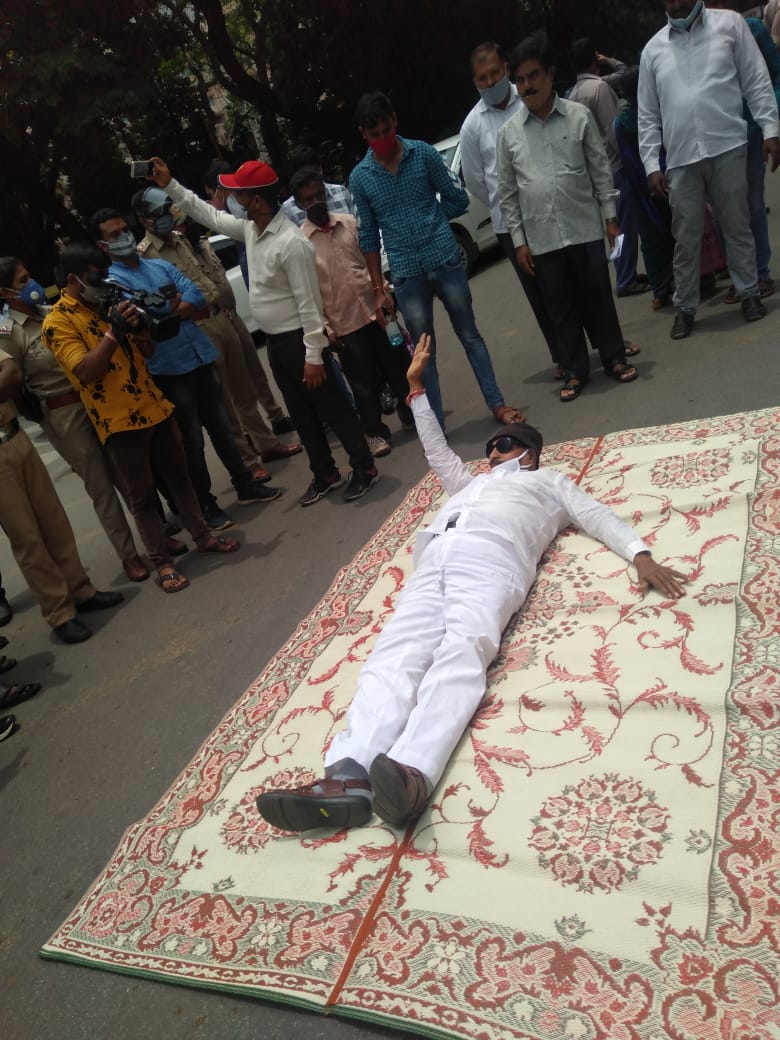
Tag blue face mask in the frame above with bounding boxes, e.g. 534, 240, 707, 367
227, 194, 248, 219
151, 213, 175, 235
18, 279, 46, 306
478, 73, 511, 107
668, 0, 703, 31
101, 230, 137, 258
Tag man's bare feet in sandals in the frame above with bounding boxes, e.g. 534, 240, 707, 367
196, 535, 240, 554
156, 566, 190, 593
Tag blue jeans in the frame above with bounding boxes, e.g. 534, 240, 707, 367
393, 252, 503, 428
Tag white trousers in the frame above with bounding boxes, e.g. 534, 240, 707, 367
325, 532, 527, 786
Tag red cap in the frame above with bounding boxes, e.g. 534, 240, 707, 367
218, 160, 279, 190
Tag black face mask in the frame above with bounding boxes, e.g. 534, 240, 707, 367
305, 201, 330, 227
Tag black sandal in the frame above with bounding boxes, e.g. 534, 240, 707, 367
608, 361, 639, 384
0, 682, 42, 709
0, 655, 16, 674
560, 378, 586, 402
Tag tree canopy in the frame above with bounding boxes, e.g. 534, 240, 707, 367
1, 0, 667, 281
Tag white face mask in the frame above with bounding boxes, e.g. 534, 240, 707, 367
227, 195, 248, 219
514, 449, 533, 470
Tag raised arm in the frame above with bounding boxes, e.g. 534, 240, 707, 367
148, 158, 248, 242
407, 335, 473, 495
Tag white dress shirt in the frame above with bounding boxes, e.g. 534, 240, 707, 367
497, 95, 618, 255
638, 6, 780, 174
166, 180, 328, 364
459, 85, 527, 234
410, 394, 648, 580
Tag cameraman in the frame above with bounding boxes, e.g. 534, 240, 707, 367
41, 244, 239, 594
89, 208, 280, 529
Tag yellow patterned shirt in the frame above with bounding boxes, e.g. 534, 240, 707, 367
42, 294, 173, 444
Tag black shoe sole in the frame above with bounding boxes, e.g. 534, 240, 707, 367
369, 754, 427, 829
256, 791, 373, 831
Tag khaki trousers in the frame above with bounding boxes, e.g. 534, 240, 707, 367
226, 311, 285, 424
0, 430, 95, 628
200, 311, 278, 459
42, 401, 137, 562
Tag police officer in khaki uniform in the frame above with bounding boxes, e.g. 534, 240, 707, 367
132, 188, 302, 473
0, 351, 124, 642
0, 257, 148, 582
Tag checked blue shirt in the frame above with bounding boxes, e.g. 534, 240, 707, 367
349, 137, 469, 279
108, 257, 217, 377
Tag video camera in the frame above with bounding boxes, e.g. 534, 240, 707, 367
99, 279, 181, 341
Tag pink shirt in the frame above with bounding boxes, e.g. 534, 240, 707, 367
301, 212, 377, 337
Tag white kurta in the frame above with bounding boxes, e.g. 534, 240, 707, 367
325, 395, 648, 785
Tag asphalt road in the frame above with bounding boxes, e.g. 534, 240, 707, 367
2, 181, 780, 1040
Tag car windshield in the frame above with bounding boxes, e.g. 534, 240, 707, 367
436, 143, 458, 170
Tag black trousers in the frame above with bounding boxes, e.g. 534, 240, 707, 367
155, 362, 251, 510
497, 232, 559, 364
532, 240, 625, 382
265, 330, 374, 481
339, 321, 410, 438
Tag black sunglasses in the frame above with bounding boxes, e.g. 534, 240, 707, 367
486, 434, 525, 457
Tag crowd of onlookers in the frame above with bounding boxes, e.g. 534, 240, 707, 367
1, 0, 777, 738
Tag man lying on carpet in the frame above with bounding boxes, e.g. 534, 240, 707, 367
256, 334, 686, 833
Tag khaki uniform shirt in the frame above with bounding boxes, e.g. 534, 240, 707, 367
139, 230, 235, 313
0, 346, 19, 423
0, 306, 72, 399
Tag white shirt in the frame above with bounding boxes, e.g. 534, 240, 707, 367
166, 180, 328, 364
638, 6, 780, 174
459, 85, 526, 234
410, 394, 648, 587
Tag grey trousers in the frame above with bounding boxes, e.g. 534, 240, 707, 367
667, 145, 758, 314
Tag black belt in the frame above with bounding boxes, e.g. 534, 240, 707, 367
0, 419, 20, 445
444, 513, 460, 531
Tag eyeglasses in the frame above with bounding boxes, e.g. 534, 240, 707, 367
486, 434, 523, 457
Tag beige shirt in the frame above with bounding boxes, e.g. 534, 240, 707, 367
0, 346, 19, 423
0, 306, 72, 398
301, 213, 377, 338
166, 179, 328, 364
567, 73, 622, 173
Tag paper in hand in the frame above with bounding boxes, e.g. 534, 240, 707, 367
608, 234, 625, 262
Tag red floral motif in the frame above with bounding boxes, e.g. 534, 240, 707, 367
530, 773, 670, 893
276, 907, 362, 965
140, 892, 257, 961
730, 665, 780, 729
220, 767, 318, 853
359, 912, 430, 984
641, 905, 780, 1039
81, 870, 153, 939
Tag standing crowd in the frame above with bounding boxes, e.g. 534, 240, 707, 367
1, 0, 777, 740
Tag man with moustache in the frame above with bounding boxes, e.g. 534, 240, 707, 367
255, 334, 685, 834
460, 41, 560, 369
497, 32, 638, 403
638, 0, 780, 338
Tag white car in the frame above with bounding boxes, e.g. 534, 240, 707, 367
433, 134, 499, 276
207, 233, 260, 335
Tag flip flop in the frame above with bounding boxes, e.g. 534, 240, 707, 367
155, 567, 190, 594
623, 340, 641, 357
196, 535, 240, 554
560, 378, 586, 402
608, 361, 639, 384
0, 682, 42, 709
0, 656, 16, 674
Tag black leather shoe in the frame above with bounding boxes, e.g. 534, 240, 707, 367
670, 310, 695, 340
369, 754, 431, 828
53, 618, 93, 644
271, 416, 296, 435
76, 590, 125, 613
0, 596, 12, 627
256, 776, 373, 831
741, 295, 767, 323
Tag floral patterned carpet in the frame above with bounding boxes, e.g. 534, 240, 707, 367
42, 409, 780, 1040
